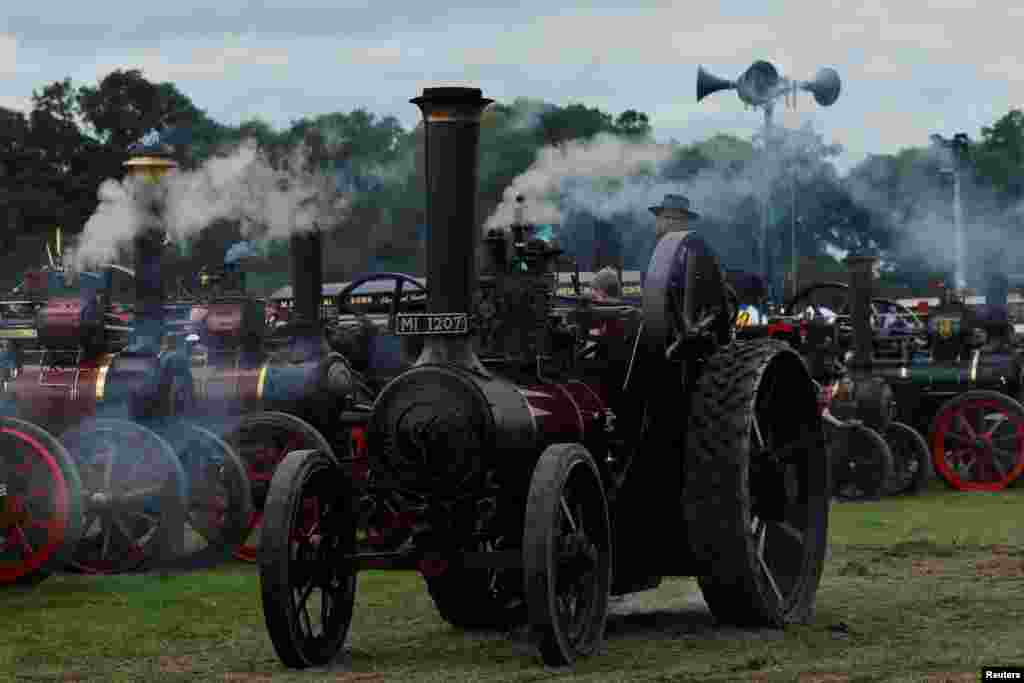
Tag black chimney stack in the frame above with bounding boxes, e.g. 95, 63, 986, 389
845, 253, 877, 368
290, 229, 323, 333
410, 87, 492, 367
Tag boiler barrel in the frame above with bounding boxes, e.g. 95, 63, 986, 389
871, 352, 1023, 394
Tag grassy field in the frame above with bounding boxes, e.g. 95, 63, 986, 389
3, 482, 1023, 683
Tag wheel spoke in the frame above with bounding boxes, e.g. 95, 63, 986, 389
751, 416, 766, 452
100, 517, 113, 560
560, 496, 577, 534
754, 518, 767, 558
11, 526, 34, 557
295, 581, 315, 615
957, 413, 978, 440
758, 552, 784, 603
989, 450, 1015, 476
772, 520, 805, 546
946, 432, 970, 445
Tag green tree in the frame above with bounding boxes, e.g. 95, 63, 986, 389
972, 109, 1024, 200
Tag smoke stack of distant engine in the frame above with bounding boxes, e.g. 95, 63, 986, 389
845, 253, 878, 368
290, 230, 323, 332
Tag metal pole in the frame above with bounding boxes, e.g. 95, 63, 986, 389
791, 175, 797, 300
762, 103, 774, 301
953, 163, 964, 289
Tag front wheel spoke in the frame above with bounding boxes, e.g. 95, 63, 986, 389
295, 580, 316, 615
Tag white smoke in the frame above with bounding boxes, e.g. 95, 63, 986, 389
70, 177, 147, 272
486, 123, 843, 271
67, 139, 352, 272
484, 132, 677, 230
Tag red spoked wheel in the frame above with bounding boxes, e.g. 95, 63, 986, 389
223, 412, 335, 563
929, 390, 1024, 492
61, 419, 188, 574
0, 418, 84, 586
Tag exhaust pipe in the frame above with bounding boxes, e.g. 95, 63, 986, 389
409, 87, 493, 369
289, 230, 323, 334
844, 253, 877, 368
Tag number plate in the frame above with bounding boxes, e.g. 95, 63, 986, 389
395, 313, 469, 336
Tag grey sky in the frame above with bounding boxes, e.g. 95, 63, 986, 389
2, 1, 1020, 174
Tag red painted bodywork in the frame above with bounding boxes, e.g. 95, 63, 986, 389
521, 380, 609, 446
11, 354, 114, 431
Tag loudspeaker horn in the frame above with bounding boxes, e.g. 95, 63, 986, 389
799, 67, 841, 107
696, 65, 736, 102
735, 60, 781, 106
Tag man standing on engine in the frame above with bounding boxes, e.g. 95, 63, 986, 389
649, 194, 700, 238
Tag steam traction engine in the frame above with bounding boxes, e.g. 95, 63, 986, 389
0, 147, 252, 585
257, 87, 829, 668
180, 239, 359, 562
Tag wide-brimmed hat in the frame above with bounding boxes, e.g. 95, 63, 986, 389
649, 194, 699, 219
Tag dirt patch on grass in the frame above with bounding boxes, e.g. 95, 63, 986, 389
976, 554, 1024, 577
911, 559, 946, 577
798, 674, 850, 683
159, 655, 195, 673
924, 673, 978, 683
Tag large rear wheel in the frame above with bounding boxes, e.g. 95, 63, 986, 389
685, 340, 829, 627
425, 534, 527, 631
260, 449, 356, 669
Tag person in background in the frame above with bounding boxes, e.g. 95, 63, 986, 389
590, 267, 622, 303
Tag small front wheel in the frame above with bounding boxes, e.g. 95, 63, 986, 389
260, 449, 356, 669
832, 423, 895, 502
523, 443, 612, 667
882, 421, 931, 495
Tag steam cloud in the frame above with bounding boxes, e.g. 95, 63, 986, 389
487, 123, 843, 273
844, 141, 1024, 290
485, 132, 677, 230
67, 140, 352, 272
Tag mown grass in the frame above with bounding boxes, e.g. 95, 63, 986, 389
2, 483, 1023, 682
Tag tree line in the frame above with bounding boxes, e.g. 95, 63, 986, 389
2, 68, 1024, 294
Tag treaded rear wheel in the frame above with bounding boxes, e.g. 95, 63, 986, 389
684, 340, 829, 627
